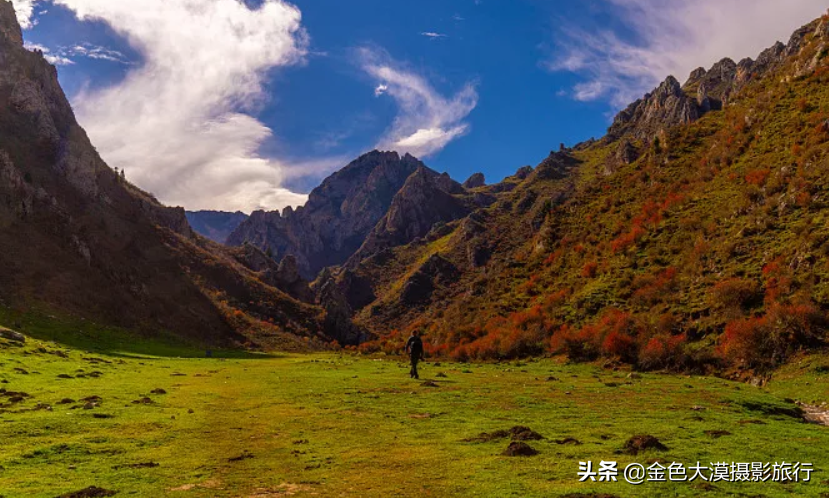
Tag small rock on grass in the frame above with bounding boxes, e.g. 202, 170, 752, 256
228, 450, 254, 462
502, 442, 538, 456
554, 437, 581, 445
150, 388, 167, 395
56, 486, 117, 498
420, 381, 439, 387
623, 435, 668, 455
704, 430, 732, 438
0, 328, 25, 343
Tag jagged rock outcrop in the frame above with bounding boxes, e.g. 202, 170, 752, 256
0, 0, 21, 46
348, 167, 470, 264
186, 210, 248, 244
514, 166, 534, 180
463, 172, 486, 189
227, 151, 426, 279
608, 76, 700, 142
608, 16, 829, 146
316, 270, 371, 345
228, 244, 314, 303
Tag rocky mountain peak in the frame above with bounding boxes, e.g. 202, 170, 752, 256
227, 150, 429, 279
463, 172, 486, 189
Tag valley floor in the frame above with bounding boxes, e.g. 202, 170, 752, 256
1, 319, 828, 497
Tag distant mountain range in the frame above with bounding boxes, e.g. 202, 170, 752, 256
185, 210, 248, 244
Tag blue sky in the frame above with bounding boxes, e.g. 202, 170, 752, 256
16, 0, 829, 212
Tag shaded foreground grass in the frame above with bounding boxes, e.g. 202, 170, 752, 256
1, 325, 828, 497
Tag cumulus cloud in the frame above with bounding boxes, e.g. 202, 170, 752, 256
42, 0, 309, 213
547, 0, 829, 108
13, 0, 37, 28
360, 48, 478, 158
421, 32, 447, 39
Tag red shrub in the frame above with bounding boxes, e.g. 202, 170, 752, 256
745, 168, 770, 186
611, 226, 645, 253
632, 267, 678, 305
602, 331, 637, 362
711, 278, 760, 310
581, 262, 598, 278
718, 303, 826, 370
638, 334, 687, 370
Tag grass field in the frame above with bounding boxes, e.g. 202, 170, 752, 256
1, 313, 828, 497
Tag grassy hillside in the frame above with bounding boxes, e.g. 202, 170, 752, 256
353, 16, 829, 374
1, 316, 828, 497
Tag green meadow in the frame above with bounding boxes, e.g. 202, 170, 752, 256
1, 313, 828, 497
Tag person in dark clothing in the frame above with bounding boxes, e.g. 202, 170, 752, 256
405, 330, 425, 379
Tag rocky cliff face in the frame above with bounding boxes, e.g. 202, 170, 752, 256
227, 151, 428, 279
347, 167, 471, 265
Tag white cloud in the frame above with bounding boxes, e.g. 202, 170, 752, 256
24, 41, 75, 65
13, 0, 37, 28
374, 83, 388, 96
361, 48, 478, 158
64, 43, 129, 64
421, 32, 447, 39
44, 0, 310, 213
547, 0, 829, 108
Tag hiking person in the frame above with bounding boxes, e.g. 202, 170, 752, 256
405, 330, 425, 379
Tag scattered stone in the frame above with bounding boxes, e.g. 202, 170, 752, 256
738, 419, 766, 425
408, 413, 432, 419
624, 435, 668, 455
435, 373, 447, 378
92, 413, 113, 419
421, 381, 439, 387
131, 398, 154, 405
57, 374, 73, 379
171, 373, 186, 377
627, 372, 642, 380
690, 405, 706, 411
604, 382, 622, 388
554, 437, 582, 445
83, 402, 98, 410
705, 430, 732, 438
8, 396, 26, 403
35, 403, 53, 411
463, 430, 510, 443
0, 328, 25, 343
502, 442, 538, 456
88, 371, 103, 378
81, 396, 102, 403
150, 388, 167, 395
509, 426, 544, 441
57, 398, 75, 405
546, 376, 560, 381
228, 451, 254, 462
188, 409, 194, 414
13, 368, 28, 375
56, 486, 117, 498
